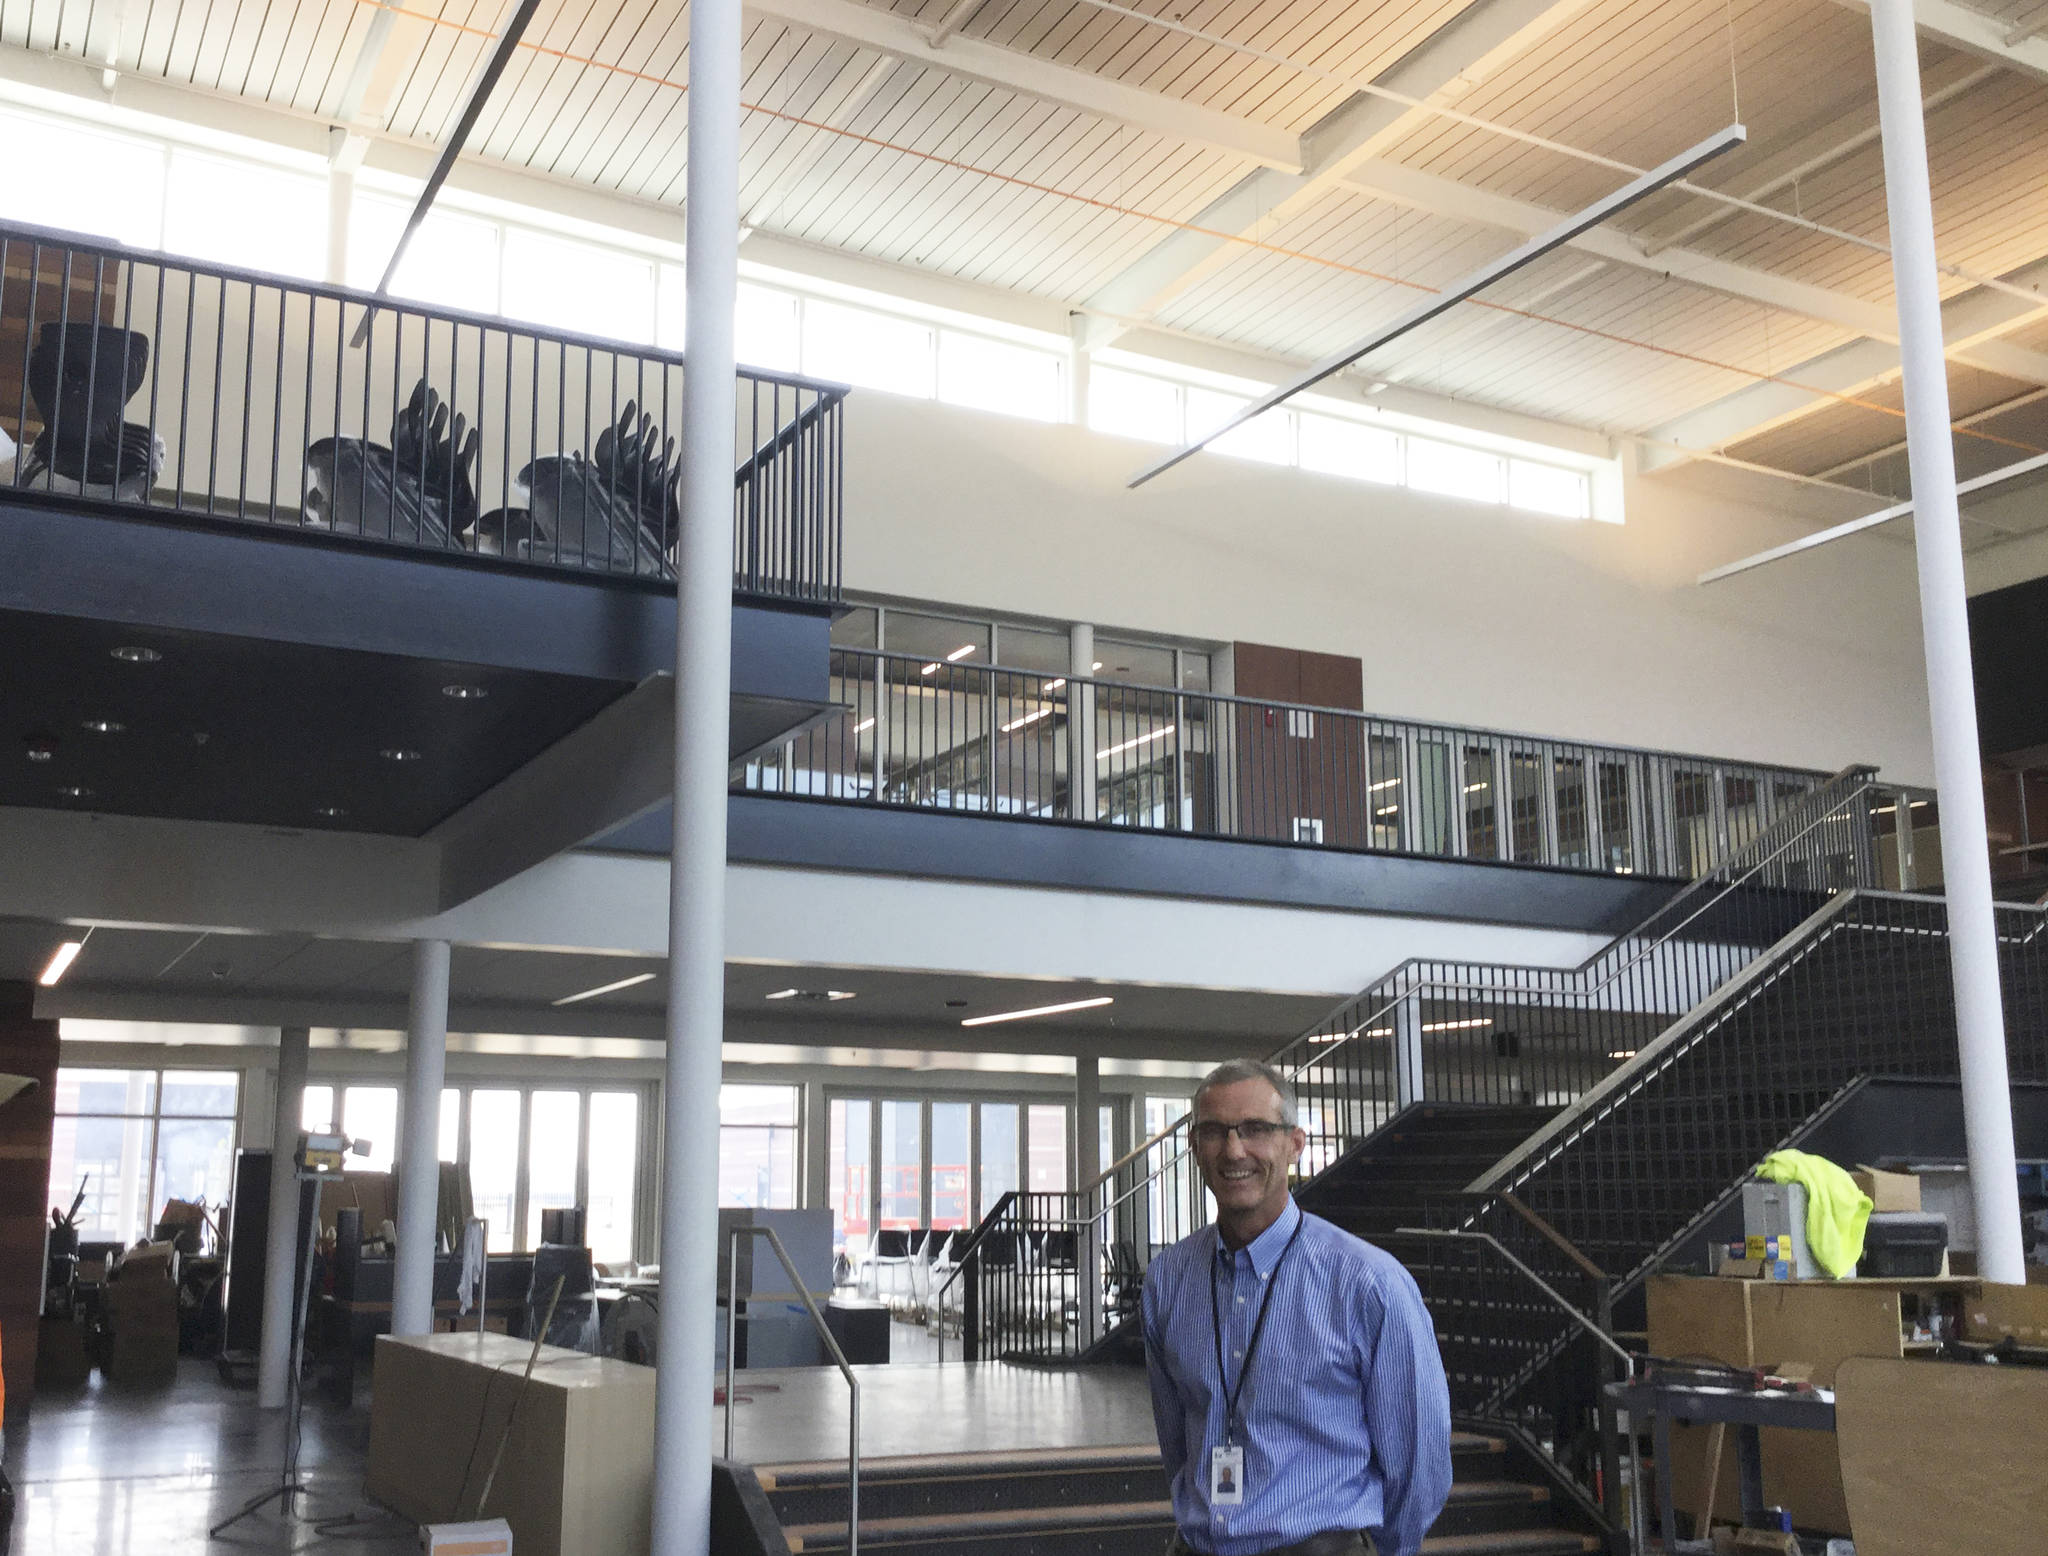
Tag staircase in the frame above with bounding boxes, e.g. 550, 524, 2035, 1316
753, 1431, 1603, 1554
1302, 1104, 1559, 1241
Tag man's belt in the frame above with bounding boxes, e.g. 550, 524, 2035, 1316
1242, 1532, 1374, 1556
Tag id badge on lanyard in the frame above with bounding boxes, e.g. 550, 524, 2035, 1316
1209, 1443, 1245, 1506
1207, 1215, 1305, 1514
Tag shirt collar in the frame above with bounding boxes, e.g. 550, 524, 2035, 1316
1213, 1195, 1302, 1277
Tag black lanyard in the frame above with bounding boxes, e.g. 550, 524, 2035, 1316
1209, 1213, 1305, 1444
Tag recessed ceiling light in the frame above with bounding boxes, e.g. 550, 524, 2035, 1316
961, 995, 1114, 1028
56, 785, 94, 800
315, 806, 348, 820
110, 646, 161, 664
380, 748, 422, 762
442, 684, 487, 700
81, 718, 124, 735
552, 971, 658, 1007
24, 740, 54, 763
38, 940, 84, 986
764, 988, 856, 1002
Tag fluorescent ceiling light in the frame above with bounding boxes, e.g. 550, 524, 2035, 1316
1001, 707, 1054, 733
1421, 1017, 1492, 1032
551, 971, 657, 1006
765, 988, 856, 1001
1374, 805, 1398, 817
920, 662, 940, 676
1098, 725, 1175, 761
961, 995, 1114, 1027
1463, 782, 1488, 793
946, 644, 976, 661
1369, 777, 1401, 792
853, 717, 875, 734
1042, 678, 1066, 692
39, 940, 83, 987
1608, 1049, 1638, 1060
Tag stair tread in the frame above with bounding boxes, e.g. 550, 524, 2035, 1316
783, 1498, 1176, 1546
760, 1434, 1504, 1487
785, 1502, 1588, 1551
759, 1444, 1163, 1486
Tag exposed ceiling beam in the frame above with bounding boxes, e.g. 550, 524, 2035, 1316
1074, 0, 1598, 350
1641, 253, 2048, 469
1828, 0, 2048, 81
329, 0, 438, 172
927, 0, 990, 48
1631, 55, 1995, 257
1346, 158, 2048, 382
745, 0, 1303, 171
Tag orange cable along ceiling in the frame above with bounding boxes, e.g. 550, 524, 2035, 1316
342, 0, 2042, 460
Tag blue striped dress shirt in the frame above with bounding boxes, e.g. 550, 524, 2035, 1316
1141, 1197, 1453, 1556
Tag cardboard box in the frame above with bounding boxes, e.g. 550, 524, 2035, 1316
421, 1519, 513, 1555
1853, 1166, 1920, 1213
1648, 1276, 1906, 1536
1961, 1281, 2048, 1345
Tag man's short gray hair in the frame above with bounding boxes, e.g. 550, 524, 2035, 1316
1194, 1058, 1297, 1126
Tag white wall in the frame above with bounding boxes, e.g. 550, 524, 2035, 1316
839, 393, 1938, 786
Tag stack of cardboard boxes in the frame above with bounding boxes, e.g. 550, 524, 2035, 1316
103, 1242, 181, 1385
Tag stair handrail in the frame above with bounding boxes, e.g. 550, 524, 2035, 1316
1269, 764, 1883, 1091
1498, 1193, 1607, 1284
1391, 1227, 1635, 1380
726, 1222, 859, 1556
1116, 765, 1885, 1173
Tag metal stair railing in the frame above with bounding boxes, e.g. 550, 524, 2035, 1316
1087, 763, 1885, 1251
1431, 890, 2048, 1518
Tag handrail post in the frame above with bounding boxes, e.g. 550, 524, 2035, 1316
726, 1224, 859, 1556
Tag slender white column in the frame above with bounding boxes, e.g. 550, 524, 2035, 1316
325, 168, 354, 286
1074, 1052, 1103, 1346
257, 1024, 310, 1409
392, 939, 451, 1336
1070, 624, 1098, 822
1393, 996, 1426, 1109
1869, 0, 2025, 1285
652, 0, 741, 1549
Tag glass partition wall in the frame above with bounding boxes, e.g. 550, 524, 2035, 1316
827, 1093, 1127, 1268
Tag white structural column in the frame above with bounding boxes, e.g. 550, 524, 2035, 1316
325, 169, 353, 286
1074, 1052, 1103, 1346
392, 938, 452, 1337
1069, 624, 1097, 823
1869, 0, 2026, 1285
1393, 996, 1426, 1110
257, 1024, 310, 1409
652, 0, 741, 1550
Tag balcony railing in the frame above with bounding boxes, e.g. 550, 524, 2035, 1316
0, 218, 844, 602
738, 647, 1907, 882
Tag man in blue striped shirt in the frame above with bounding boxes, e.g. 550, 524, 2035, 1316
1142, 1059, 1452, 1556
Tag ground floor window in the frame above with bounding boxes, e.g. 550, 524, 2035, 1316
48, 1068, 241, 1247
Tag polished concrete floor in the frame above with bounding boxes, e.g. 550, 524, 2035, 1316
9, 1343, 1156, 1552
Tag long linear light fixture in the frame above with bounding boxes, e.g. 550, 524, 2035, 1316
39, 939, 85, 987
1127, 123, 1748, 489
962, 995, 1114, 1027
1697, 449, 2048, 585
351, 0, 544, 348
552, 971, 658, 1007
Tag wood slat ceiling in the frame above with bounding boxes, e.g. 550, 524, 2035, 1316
5, 0, 2048, 524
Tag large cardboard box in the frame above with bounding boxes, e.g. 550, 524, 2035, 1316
1961, 1281, 2048, 1345
367, 1332, 655, 1556
1647, 1276, 1905, 1536
1851, 1167, 1920, 1213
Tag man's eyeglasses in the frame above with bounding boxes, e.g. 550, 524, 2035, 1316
1191, 1119, 1292, 1148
